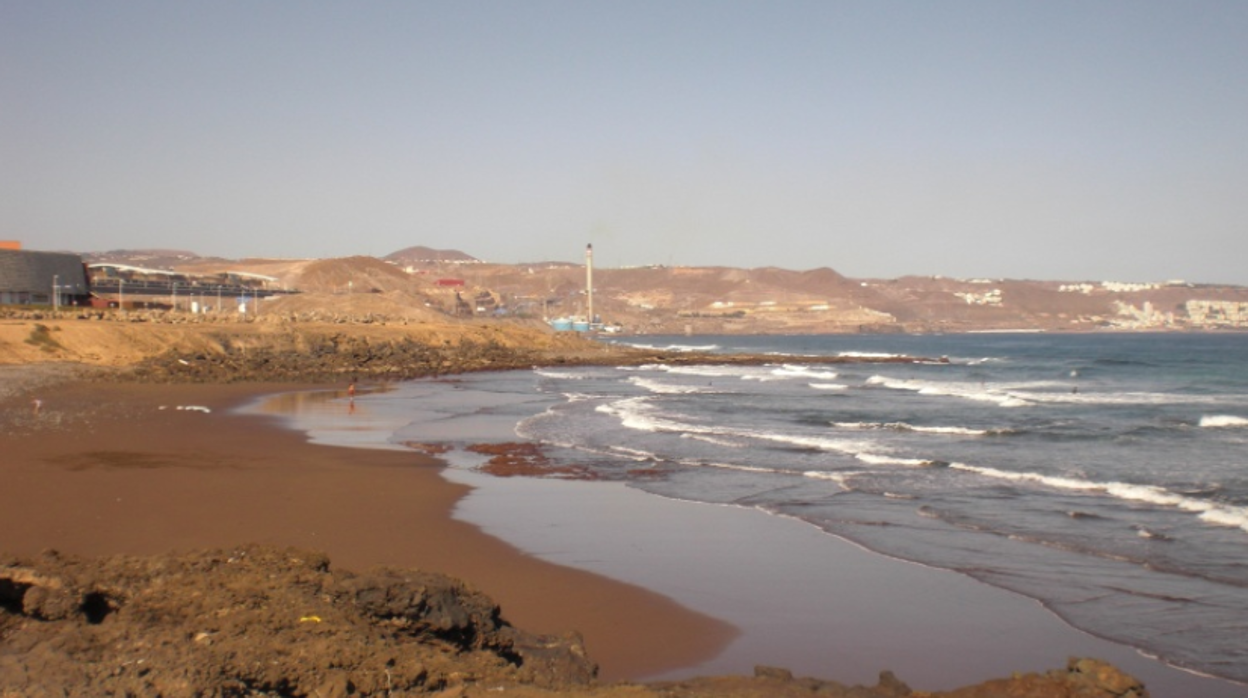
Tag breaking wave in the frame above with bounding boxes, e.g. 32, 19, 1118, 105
628, 376, 719, 394
616, 341, 721, 353
833, 421, 1000, 436
950, 463, 1248, 534
1200, 415, 1248, 428
865, 375, 1031, 408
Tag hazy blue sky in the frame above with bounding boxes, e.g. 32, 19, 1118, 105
4, 2, 1247, 283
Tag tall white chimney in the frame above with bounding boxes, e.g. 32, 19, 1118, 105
585, 243, 594, 329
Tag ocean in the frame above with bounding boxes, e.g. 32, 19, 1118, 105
262, 332, 1248, 689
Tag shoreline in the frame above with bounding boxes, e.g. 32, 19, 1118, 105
4, 368, 1245, 695
0, 376, 734, 681
444, 469, 1247, 697
252, 373, 1247, 696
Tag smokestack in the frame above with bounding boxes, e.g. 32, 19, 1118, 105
585, 243, 594, 330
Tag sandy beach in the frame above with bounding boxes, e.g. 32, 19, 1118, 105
4, 370, 1246, 696
0, 377, 733, 681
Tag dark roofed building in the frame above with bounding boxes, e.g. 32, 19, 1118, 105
0, 249, 90, 306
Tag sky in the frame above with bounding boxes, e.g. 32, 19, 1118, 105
3, 1, 1247, 284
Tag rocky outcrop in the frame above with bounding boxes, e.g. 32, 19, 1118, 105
648, 659, 1149, 697
0, 546, 595, 697
0, 546, 1153, 698
125, 334, 549, 383
932, 657, 1149, 697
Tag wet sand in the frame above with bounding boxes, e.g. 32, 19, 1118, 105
449, 471, 1247, 697
0, 379, 734, 681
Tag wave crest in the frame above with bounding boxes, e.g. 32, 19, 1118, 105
1200, 415, 1248, 428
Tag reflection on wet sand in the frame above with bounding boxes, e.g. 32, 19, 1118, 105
253, 388, 355, 416
243, 386, 411, 451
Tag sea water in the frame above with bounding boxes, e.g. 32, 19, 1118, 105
288, 332, 1248, 687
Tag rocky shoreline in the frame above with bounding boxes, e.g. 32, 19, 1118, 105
0, 546, 1150, 698
121, 333, 942, 385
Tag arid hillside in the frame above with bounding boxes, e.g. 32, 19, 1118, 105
84, 249, 1248, 334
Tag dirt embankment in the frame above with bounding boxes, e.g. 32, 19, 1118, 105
0, 309, 617, 382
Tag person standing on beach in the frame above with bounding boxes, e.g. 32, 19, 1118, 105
32, 398, 42, 415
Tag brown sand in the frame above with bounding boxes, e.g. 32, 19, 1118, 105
0, 379, 736, 681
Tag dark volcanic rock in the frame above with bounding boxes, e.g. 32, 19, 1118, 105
126, 334, 545, 383
0, 548, 1157, 697
0, 546, 595, 697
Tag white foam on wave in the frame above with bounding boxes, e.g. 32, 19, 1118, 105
859, 371, 1229, 408
617, 341, 720, 353
771, 364, 840, 380
1135, 527, 1173, 541
865, 375, 1031, 408
597, 397, 698, 435
854, 452, 937, 467
1200, 415, 1248, 428
559, 392, 597, 403
533, 368, 598, 380
809, 383, 848, 391
685, 460, 785, 475
643, 362, 841, 384
1012, 390, 1226, 407
740, 373, 792, 382
950, 463, 1248, 534
838, 351, 905, 359
749, 431, 880, 456
600, 396, 887, 460
628, 376, 717, 395
834, 421, 993, 436
607, 445, 658, 461
802, 470, 853, 487
647, 364, 765, 379
967, 357, 1006, 365
682, 433, 747, 449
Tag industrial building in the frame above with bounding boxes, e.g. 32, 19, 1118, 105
86, 263, 291, 311
0, 248, 91, 306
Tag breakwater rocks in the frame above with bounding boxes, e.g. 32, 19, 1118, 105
0, 547, 1150, 698
127, 333, 552, 383
124, 330, 944, 385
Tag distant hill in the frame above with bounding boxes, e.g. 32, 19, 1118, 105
62, 246, 1248, 333
384, 246, 479, 265
294, 256, 414, 294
